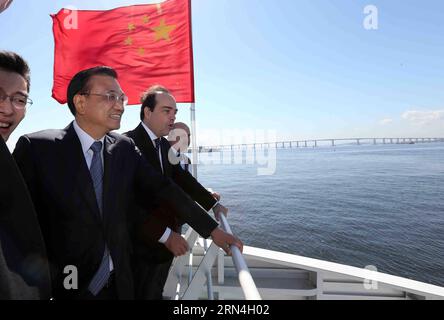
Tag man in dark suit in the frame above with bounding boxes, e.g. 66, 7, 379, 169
13, 66, 242, 300
125, 85, 229, 299
169, 122, 192, 173
0, 50, 51, 299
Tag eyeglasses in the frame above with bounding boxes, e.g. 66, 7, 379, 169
81, 92, 128, 106
0, 92, 33, 110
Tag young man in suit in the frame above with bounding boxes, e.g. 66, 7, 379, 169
169, 121, 221, 202
168, 121, 192, 173
125, 85, 229, 299
13, 66, 242, 300
0, 50, 51, 299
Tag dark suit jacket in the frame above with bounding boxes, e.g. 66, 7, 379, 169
12, 122, 218, 299
124, 123, 217, 262
0, 138, 51, 299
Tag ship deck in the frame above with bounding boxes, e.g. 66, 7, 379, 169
164, 237, 444, 300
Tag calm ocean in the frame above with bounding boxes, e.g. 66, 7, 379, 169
195, 142, 444, 287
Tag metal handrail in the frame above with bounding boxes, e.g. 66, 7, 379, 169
219, 214, 262, 300
203, 239, 214, 300
165, 216, 262, 300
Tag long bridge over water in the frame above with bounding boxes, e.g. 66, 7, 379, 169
198, 137, 444, 152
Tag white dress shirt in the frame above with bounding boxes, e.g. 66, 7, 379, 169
73, 120, 114, 272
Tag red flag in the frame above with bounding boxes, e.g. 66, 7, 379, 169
51, 0, 194, 104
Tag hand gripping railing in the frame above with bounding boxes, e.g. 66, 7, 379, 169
164, 215, 262, 300
219, 214, 262, 300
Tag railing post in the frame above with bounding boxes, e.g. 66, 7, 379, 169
181, 242, 220, 300
218, 248, 225, 285
315, 272, 324, 300
203, 238, 214, 300
163, 228, 200, 299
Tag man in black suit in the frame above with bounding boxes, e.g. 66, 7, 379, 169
13, 66, 242, 300
125, 85, 229, 299
0, 50, 51, 299
169, 122, 192, 173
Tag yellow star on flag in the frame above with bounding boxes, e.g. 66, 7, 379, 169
151, 18, 176, 42
138, 48, 146, 56
142, 15, 150, 24
128, 23, 136, 31
124, 36, 133, 46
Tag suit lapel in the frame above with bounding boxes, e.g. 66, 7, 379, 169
160, 137, 172, 177
134, 124, 162, 173
57, 123, 101, 223
102, 134, 117, 231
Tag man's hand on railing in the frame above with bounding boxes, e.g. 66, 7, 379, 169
164, 231, 189, 256
210, 227, 243, 255
212, 203, 228, 221
211, 191, 221, 202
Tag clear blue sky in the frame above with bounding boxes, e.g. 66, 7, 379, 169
1, 0, 444, 149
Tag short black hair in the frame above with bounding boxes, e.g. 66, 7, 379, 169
139, 85, 171, 121
66, 66, 117, 116
0, 50, 31, 92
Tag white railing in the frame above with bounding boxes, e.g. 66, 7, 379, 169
219, 215, 262, 300
163, 215, 262, 300
202, 238, 214, 300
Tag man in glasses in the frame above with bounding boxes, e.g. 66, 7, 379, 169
0, 50, 51, 299
13, 66, 242, 300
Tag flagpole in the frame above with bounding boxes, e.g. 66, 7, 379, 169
188, 0, 214, 299
190, 103, 198, 179
188, 0, 198, 180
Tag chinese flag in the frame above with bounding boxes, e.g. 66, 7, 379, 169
51, 0, 194, 104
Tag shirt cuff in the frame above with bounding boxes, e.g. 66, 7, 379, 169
158, 227, 172, 244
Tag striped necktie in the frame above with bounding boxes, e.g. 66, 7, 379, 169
87, 141, 111, 295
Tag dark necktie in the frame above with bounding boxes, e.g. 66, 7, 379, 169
88, 141, 111, 295
154, 138, 161, 154
154, 138, 164, 173
89, 141, 103, 214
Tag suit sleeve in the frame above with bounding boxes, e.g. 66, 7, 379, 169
131, 143, 218, 239
12, 136, 39, 201
128, 203, 167, 243
171, 164, 217, 211
6, 137, 52, 297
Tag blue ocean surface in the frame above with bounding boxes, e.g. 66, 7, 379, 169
195, 142, 444, 287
